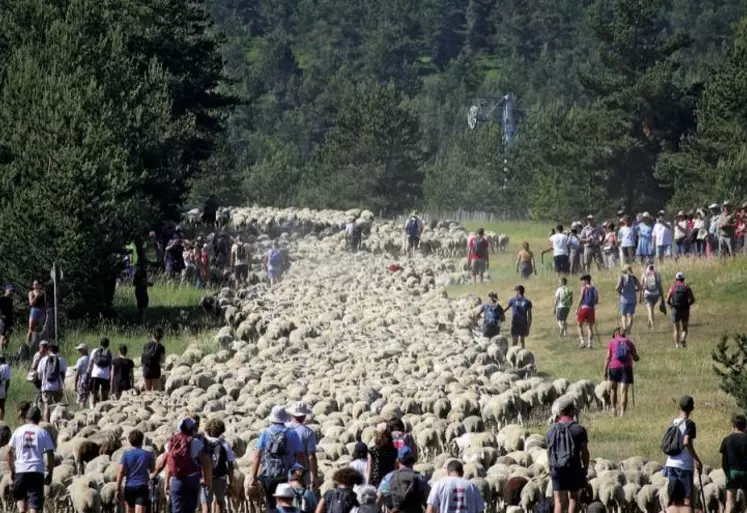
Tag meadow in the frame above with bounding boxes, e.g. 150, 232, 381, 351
449, 220, 746, 467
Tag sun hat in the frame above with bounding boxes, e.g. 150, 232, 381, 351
676, 210, 685, 217
39, 340, 50, 348
675, 271, 685, 281
75, 343, 88, 351
269, 405, 290, 424
287, 401, 313, 418
642, 212, 651, 219
274, 484, 295, 499
723, 200, 732, 206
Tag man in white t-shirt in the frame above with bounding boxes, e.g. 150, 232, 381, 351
541, 224, 570, 276
9, 406, 55, 513
426, 460, 484, 513
653, 211, 673, 262
87, 337, 112, 406
664, 396, 702, 509
230, 235, 250, 286
0, 355, 11, 422
38, 345, 67, 422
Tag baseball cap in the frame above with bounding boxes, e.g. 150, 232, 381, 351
39, 340, 50, 348
75, 343, 88, 351
397, 446, 414, 462
178, 418, 197, 434
709, 203, 719, 209
679, 395, 695, 412
675, 272, 685, 281
274, 484, 295, 499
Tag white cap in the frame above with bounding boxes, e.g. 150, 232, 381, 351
675, 272, 685, 280
274, 484, 295, 499
75, 344, 88, 351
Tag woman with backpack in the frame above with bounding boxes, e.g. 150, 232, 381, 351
639, 265, 665, 330
474, 292, 505, 339
315, 467, 363, 513
366, 428, 396, 488
616, 265, 641, 333
604, 328, 639, 417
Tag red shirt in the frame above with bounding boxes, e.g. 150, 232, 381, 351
468, 237, 489, 261
607, 336, 638, 369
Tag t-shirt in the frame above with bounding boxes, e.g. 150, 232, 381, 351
549, 233, 569, 257
653, 222, 673, 246
142, 342, 165, 370
38, 355, 67, 392
617, 275, 638, 305
720, 214, 736, 237
607, 336, 638, 370
75, 355, 90, 377
665, 418, 697, 471
0, 364, 10, 400
507, 297, 532, 324
674, 221, 689, 241
89, 348, 112, 380
554, 286, 573, 309
579, 285, 598, 309
546, 418, 588, 471
11, 423, 55, 473
112, 358, 135, 390
121, 448, 154, 487
618, 226, 636, 248
427, 476, 485, 513
0, 296, 13, 324
350, 459, 368, 485
257, 425, 303, 474
288, 422, 317, 476
720, 432, 747, 472
468, 237, 489, 261
580, 226, 604, 247
231, 243, 248, 266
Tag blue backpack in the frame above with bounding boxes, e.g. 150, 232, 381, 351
615, 338, 631, 363
269, 249, 283, 267
484, 304, 500, 329
406, 219, 420, 238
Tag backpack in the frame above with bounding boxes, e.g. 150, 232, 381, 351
167, 433, 199, 479
483, 304, 501, 329
473, 238, 488, 259
548, 421, 577, 469
644, 272, 659, 293
615, 338, 631, 363
141, 342, 160, 368
292, 487, 312, 513
671, 283, 689, 308
45, 356, 60, 383
93, 349, 111, 368
269, 249, 283, 268
235, 244, 247, 261
209, 439, 229, 478
326, 487, 358, 513
660, 422, 685, 456
406, 219, 420, 238
389, 468, 421, 512
261, 428, 288, 480
558, 287, 573, 308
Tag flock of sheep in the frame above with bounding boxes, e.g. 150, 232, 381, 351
5, 207, 737, 513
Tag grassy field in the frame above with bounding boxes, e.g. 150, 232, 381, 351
3, 282, 216, 427
450, 220, 745, 467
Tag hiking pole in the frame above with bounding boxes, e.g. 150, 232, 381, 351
697, 469, 707, 513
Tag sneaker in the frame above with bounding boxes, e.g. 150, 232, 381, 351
578, 340, 586, 348
675, 343, 681, 349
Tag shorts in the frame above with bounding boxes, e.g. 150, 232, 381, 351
671, 308, 690, 324
2, 320, 12, 338
124, 485, 151, 507
471, 259, 486, 275
644, 294, 660, 306
90, 378, 110, 396
112, 381, 132, 395
584, 246, 602, 266
553, 255, 570, 274
608, 367, 634, 385
511, 320, 529, 337
267, 267, 282, 280
620, 302, 636, 316
551, 468, 586, 492
12, 472, 45, 511
42, 390, 63, 405
29, 308, 44, 323
726, 470, 747, 491
483, 325, 500, 339
201, 478, 228, 506
666, 467, 694, 500
577, 307, 595, 325
234, 264, 249, 281
407, 236, 420, 249
143, 366, 161, 380
556, 307, 570, 322
519, 262, 533, 279
656, 245, 672, 258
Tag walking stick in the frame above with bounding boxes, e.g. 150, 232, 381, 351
697, 468, 707, 513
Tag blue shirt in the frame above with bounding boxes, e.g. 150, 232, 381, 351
121, 448, 154, 487
580, 285, 598, 308
258, 425, 303, 474
507, 296, 532, 322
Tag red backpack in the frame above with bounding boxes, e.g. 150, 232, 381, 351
167, 433, 199, 478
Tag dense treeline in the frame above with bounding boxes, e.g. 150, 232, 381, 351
198, 0, 747, 219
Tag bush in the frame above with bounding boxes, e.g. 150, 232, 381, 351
712, 334, 747, 411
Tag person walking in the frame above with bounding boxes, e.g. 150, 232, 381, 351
616, 265, 640, 333
636, 213, 655, 264
508, 285, 532, 348
349, 443, 369, 486
653, 211, 674, 262
265, 241, 287, 286
425, 460, 485, 513
116, 429, 155, 513
9, 406, 55, 513
515, 243, 536, 279
474, 292, 505, 339
38, 344, 66, 422
662, 396, 702, 512
377, 446, 429, 513
162, 418, 213, 513
640, 265, 664, 330
708, 204, 722, 257
203, 418, 237, 513
111, 345, 135, 400
468, 228, 490, 283
29, 341, 49, 407
133, 264, 151, 323
618, 216, 637, 265
719, 414, 747, 513
88, 337, 113, 406
580, 216, 604, 273
404, 214, 423, 258
576, 275, 599, 349
315, 468, 363, 513
0, 355, 10, 422
141, 326, 166, 392
287, 402, 320, 491
288, 464, 318, 513
666, 272, 695, 349
73, 344, 90, 409
367, 427, 397, 489
230, 235, 250, 287
553, 277, 573, 338
542, 224, 570, 276
604, 328, 639, 417
547, 399, 589, 513
719, 201, 737, 258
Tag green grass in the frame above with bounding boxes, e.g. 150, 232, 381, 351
3, 282, 217, 427
450, 220, 742, 467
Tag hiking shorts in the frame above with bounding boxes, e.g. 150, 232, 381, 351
726, 470, 747, 491
483, 325, 500, 339
551, 468, 586, 492
583, 246, 603, 267
577, 307, 595, 325
644, 294, 660, 306
29, 308, 44, 323
519, 262, 533, 279
471, 259, 486, 275
667, 468, 693, 500
200, 484, 214, 506
556, 307, 570, 322
671, 308, 690, 324
511, 320, 529, 337
203, 478, 228, 507
90, 377, 110, 397
608, 367, 634, 385
620, 302, 636, 316
42, 390, 63, 405
553, 255, 570, 274
407, 236, 420, 249
234, 264, 249, 282
12, 472, 45, 511
124, 485, 151, 507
